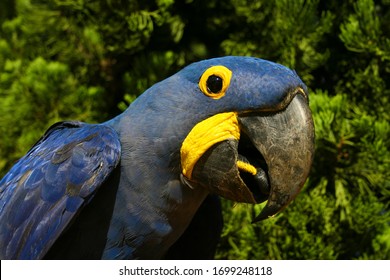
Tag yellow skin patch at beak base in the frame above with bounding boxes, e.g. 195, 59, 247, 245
237, 160, 257, 175
181, 112, 240, 179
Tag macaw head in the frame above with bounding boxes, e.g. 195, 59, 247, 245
123, 56, 315, 222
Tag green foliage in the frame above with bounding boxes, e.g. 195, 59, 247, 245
340, 0, 384, 55
338, 0, 390, 117
221, 0, 335, 84
0, 0, 389, 259
0, 55, 103, 171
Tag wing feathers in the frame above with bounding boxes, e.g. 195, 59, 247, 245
0, 121, 121, 259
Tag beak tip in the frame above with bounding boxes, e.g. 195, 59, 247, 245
251, 215, 268, 223
252, 209, 276, 223
251, 197, 292, 223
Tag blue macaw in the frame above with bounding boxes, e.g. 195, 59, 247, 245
0, 56, 314, 259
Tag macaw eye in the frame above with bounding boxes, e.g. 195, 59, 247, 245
206, 75, 223, 93
199, 65, 232, 99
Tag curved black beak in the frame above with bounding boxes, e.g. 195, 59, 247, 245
239, 94, 315, 222
184, 92, 314, 222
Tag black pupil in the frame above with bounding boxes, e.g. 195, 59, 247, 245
206, 75, 223, 93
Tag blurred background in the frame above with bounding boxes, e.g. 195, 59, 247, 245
0, 0, 389, 259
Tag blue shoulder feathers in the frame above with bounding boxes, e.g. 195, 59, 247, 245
0, 121, 121, 259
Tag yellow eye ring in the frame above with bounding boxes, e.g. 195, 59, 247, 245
198, 65, 232, 99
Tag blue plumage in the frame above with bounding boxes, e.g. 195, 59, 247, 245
0, 121, 120, 259
0, 56, 314, 259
